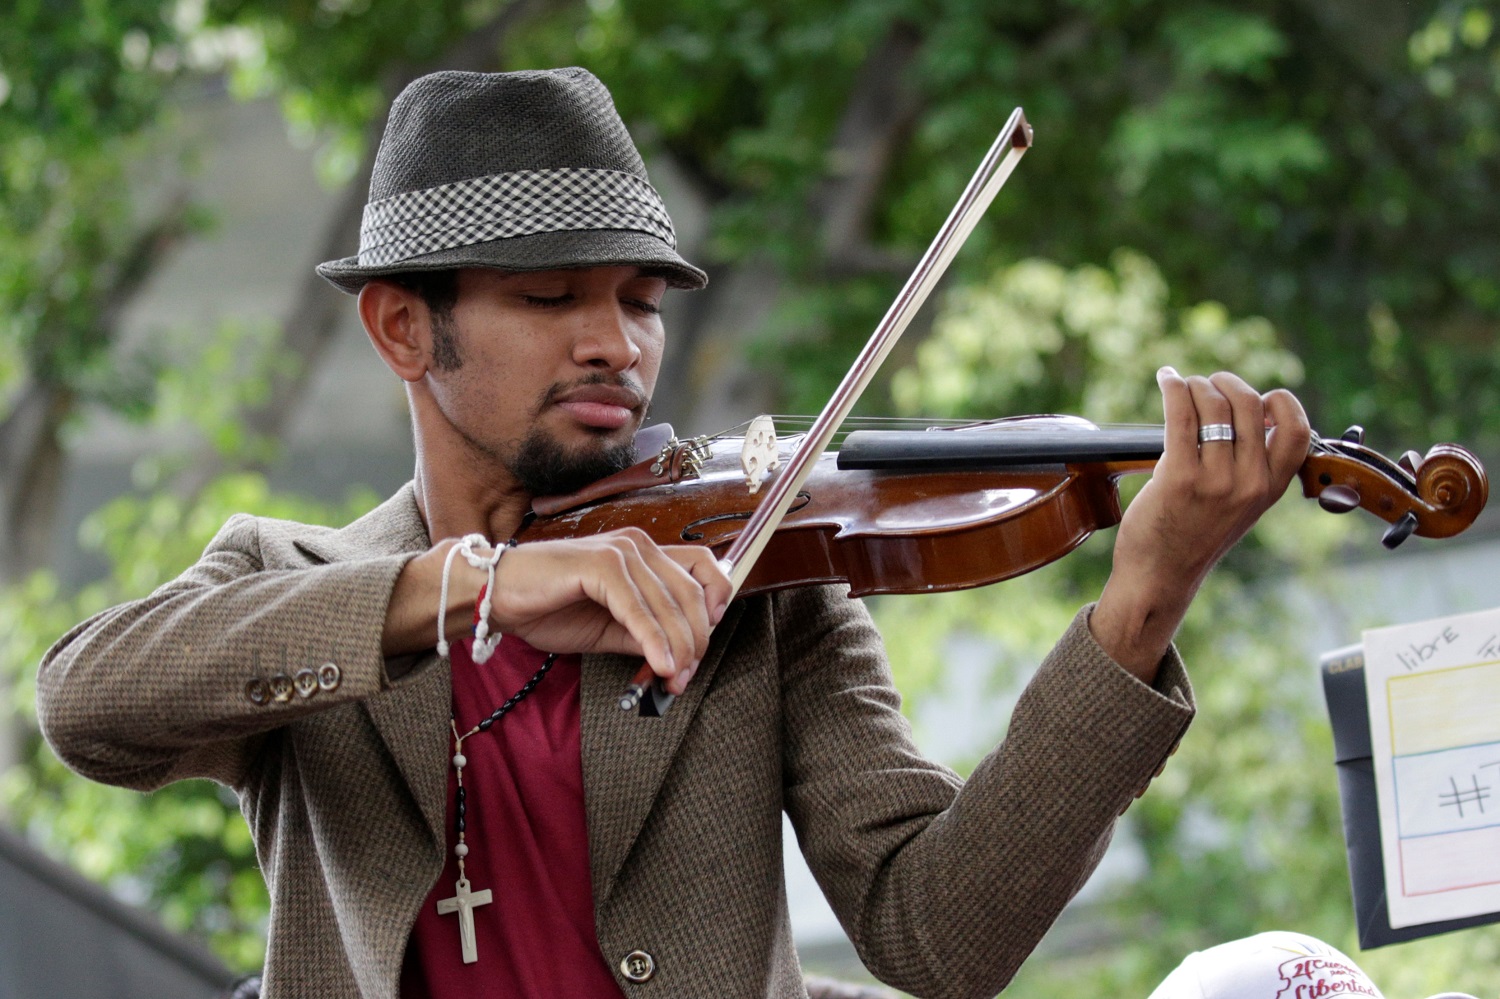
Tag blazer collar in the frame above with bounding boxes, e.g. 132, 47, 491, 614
293, 481, 432, 563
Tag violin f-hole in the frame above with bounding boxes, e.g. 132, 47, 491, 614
682, 492, 812, 542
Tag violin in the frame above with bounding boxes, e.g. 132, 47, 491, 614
521, 412, 1487, 713
518, 415, 1489, 601
516, 107, 1488, 713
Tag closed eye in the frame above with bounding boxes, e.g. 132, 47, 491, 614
521, 294, 572, 308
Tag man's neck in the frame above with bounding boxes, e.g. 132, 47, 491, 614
412, 459, 533, 545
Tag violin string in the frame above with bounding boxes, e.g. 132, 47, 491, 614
702, 415, 1163, 446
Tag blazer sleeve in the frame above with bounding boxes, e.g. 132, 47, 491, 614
36, 514, 421, 792
777, 586, 1194, 999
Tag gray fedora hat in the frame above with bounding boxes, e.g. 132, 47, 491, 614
316, 68, 707, 293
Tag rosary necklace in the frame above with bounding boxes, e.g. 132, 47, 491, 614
439, 648, 559, 965
433, 533, 559, 965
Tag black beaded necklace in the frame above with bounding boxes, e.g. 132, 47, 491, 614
437, 647, 559, 965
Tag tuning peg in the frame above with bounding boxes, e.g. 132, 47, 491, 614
1317, 484, 1362, 514
1397, 450, 1422, 476
1341, 425, 1365, 444
1382, 511, 1419, 549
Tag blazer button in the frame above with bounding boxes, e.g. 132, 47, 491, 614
317, 662, 341, 692
245, 678, 270, 706
269, 673, 294, 703
293, 668, 319, 698
619, 950, 656, 983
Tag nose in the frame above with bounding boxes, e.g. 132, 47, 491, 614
571, 300, 643, 372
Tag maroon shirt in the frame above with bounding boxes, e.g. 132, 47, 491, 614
401, 635, 625, 998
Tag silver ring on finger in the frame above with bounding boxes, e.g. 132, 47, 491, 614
1197, 423, 1236, 444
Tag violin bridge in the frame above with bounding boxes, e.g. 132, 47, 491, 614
741, 415, 781, 495
651, 436, 712, 481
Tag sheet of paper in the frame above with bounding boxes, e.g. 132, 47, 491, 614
1364, 606, 1500, 928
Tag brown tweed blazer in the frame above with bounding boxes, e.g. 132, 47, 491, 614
37, 484, 1194, 999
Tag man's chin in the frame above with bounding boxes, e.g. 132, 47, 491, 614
510, 429, 637, 497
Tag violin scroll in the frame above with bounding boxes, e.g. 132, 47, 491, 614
1296, 430, 1488, 547
1415, 444, 1488, 523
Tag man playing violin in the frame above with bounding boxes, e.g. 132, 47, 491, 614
37, 68, 1313, 999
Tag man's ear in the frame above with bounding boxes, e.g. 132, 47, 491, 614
359, 280, 430, 382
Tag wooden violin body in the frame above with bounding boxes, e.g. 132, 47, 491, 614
519, 417, 1490, 600
526, 445, 1120, 598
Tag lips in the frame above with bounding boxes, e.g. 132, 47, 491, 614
552, 383, 644, 431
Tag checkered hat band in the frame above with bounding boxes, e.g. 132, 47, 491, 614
357, 168, 676, 266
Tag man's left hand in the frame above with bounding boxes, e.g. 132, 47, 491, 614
1089, 367, 1312, 682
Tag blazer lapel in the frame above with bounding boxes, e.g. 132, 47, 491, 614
580, 602, 744, 904
289, 484, 451, 846
363, 657, 452, 846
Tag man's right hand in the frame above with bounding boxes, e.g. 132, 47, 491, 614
383, 530, 732, 695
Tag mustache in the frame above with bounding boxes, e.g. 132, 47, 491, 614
539, 373, 649, 412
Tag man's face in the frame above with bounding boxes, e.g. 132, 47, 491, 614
424, 265, 668, 496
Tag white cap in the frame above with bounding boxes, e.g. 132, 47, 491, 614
1147, 931, 1478, 999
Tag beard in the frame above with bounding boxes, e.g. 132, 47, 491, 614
507, 425, 638, 497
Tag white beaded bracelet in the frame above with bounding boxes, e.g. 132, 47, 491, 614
468, 540, 512, 664
436, 533, 505, 660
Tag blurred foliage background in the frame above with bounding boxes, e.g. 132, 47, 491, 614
2, 0, 1499, 993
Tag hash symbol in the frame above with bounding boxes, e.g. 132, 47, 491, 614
1439, 775, 1490, 818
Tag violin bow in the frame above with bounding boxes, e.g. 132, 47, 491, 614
621, 108, 1034, 714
